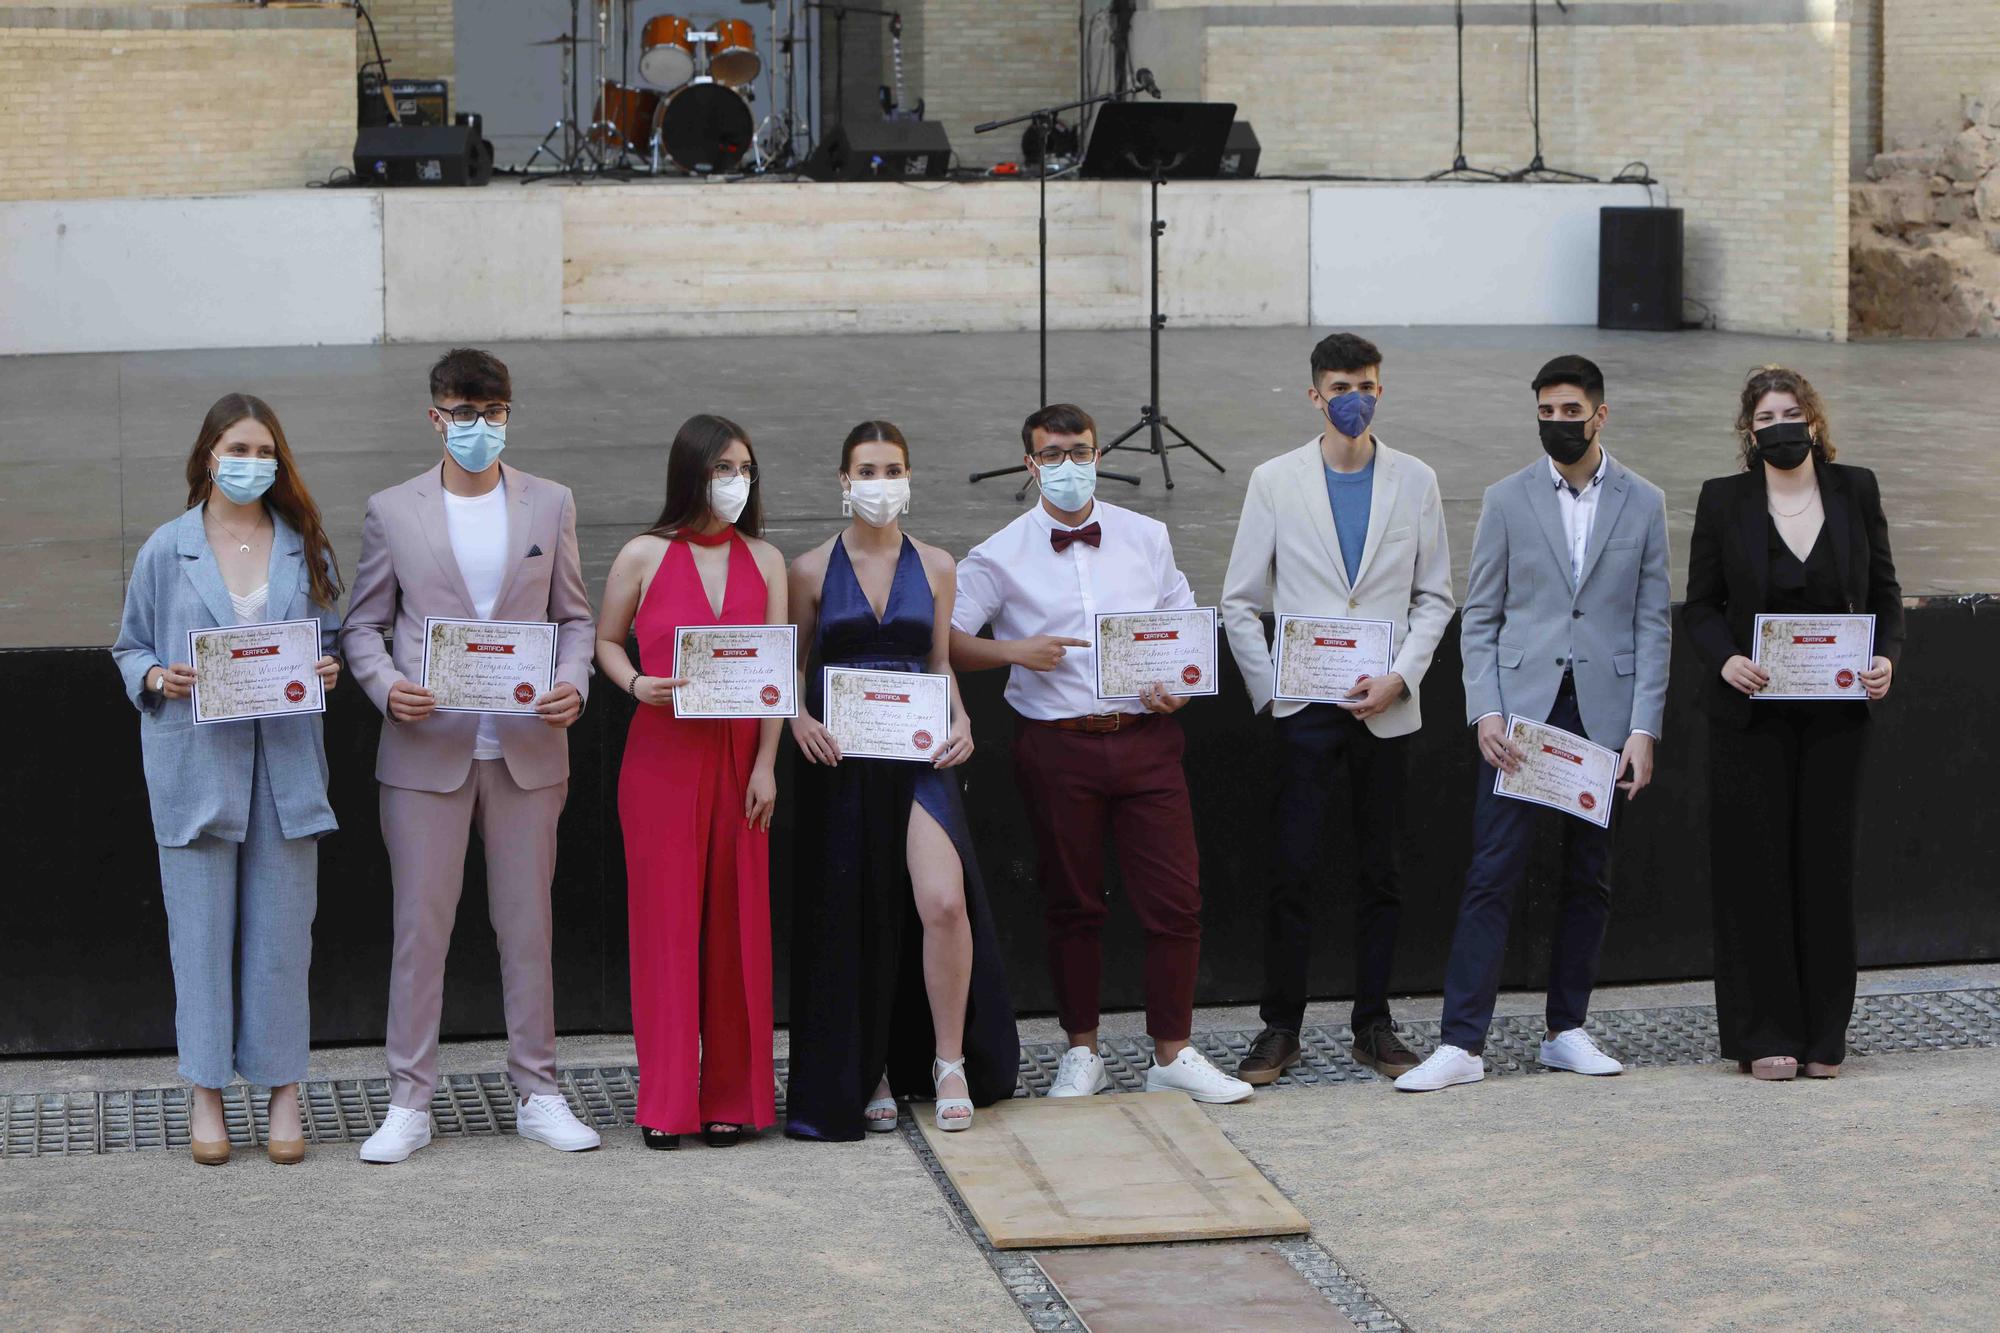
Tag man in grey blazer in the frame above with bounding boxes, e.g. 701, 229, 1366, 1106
1397, 355, 1670, 1092
1222, 333, 1455, 1083
340, 348, 600, 1159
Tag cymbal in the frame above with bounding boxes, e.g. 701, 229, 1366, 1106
528, 34, 597, 47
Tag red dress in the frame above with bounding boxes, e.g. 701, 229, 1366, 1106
620, 534, 774, 1132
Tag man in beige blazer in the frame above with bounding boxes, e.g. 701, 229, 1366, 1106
340, 348, 599, 1163
1220, 332, 1455, 1083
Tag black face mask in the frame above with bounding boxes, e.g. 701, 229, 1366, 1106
1753, 421, 1814, 471
1538, 418, 1592, 466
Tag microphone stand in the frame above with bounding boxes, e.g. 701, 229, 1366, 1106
1425, 0, 1506, 181
968, 86, 1146, 494
1507, 0, 1593, 182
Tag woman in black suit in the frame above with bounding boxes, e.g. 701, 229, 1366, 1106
1684, 366, 1904, 1082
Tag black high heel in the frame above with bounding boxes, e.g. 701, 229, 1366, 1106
641, 1127, 681, 1150
701, 1122, 743, 1148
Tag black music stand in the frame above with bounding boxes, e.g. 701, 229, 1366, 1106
1080, 100, 1234, 489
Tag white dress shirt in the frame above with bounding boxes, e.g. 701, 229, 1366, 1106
1549, 450, 1609, 587
953, 499, 1196, 720
444, 478, 510, 759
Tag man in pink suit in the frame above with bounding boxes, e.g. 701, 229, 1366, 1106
341, 348, 600, 1163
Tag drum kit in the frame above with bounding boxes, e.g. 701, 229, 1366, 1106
525, 0, 807, 178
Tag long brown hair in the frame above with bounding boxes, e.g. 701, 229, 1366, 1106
1735, 365, 1836, 470
840, 419, 909, 472
184, 393, 343, 607
646, 413, 762, 538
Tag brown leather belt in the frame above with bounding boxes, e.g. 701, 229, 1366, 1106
1033, 712, 1146, 734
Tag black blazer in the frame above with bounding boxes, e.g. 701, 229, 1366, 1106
1683, 462, 1905, 729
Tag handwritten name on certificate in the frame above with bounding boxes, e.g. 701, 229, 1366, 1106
1093, 608, 1220, 700
1273, 615, 1395, 706
1752, 614, 1875, 700
189, 619, 325, 725
422, 617, 557, 715
1494, 715, 1616, 828
673, 625, 798, 719
823, 667, 952, 763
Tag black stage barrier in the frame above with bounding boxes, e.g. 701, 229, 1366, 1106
4, 599, 1995, 1056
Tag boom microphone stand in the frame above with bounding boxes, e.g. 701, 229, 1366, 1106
1426, 0, 1506, 181
1507, 0, 1593, 182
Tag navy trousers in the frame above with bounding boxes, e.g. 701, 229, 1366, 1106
1438, 678, 1617, 1053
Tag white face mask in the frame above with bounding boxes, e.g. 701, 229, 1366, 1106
709, 475, 752, 525
844, 477, 910, 528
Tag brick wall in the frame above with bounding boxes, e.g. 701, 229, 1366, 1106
0, 8, 356, 202
909, 0, 1082, 168
1883, 0, 2000, 150
1155, 0, 1851, 340
359, 0, 454, 91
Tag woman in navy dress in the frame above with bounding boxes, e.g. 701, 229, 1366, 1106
783, 421, 1018, 1140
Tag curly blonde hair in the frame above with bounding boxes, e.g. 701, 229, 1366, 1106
1735, 365, 1836, 470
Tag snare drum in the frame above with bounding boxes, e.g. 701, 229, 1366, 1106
706, 17, 761, 88
639, 13, 696, 90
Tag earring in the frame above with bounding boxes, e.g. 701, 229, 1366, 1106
841, 493, 853, 518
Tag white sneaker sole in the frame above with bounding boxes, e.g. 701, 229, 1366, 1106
1046, 1069, 1111, 1098
1145, 1074, 1254, 1104
516, 1122, 601, 1152
358, 1131, 430, 1164
1540, 1053, 1623, 1076
1394, 1068, 1485, 1093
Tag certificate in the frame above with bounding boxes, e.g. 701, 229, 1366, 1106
1092, 608, 1220, 701
1272, 615, 1395, 706
1494, 715, 1616, 829
822, 666, 951, 763
188, 619, 325, 725
1751, 614, 1875, 701
421, 617, 557, 715
672, 625, 798, 718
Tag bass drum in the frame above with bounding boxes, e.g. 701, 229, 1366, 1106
638, 13, 696, 90
653, 83, 753, 174
706, 17, 761, 88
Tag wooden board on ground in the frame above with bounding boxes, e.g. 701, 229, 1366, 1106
917, 1091, 1310, 1249
1034, 1241, 1342, 1332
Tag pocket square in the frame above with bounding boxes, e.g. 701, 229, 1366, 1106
526, 545, 544, 558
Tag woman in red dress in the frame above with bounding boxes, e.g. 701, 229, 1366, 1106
596, 414, 787, 1149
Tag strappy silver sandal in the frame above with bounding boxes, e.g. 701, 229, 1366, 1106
863, 1086, 899, 1133
932, 1056, 973, 1133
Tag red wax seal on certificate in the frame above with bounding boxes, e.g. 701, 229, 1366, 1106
1355, 674, 1371, 685
1181, 664, 1202, 686
912, 729, 934, 752
1835, 669, 1855, 689
284, 680, 306, 703
1578, 791, 1598, 812
513, 682, 536, 704
760, 684, 781, 707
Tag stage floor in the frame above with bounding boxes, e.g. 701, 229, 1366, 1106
3, 325, 1994, 648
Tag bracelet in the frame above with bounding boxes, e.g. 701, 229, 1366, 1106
627, 671, 641, 697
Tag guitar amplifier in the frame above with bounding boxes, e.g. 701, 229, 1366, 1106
358, 73, 450, 128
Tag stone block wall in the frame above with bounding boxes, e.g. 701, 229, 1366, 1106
0, 3, 356, 202
1883, 0, 2000, 151
908, 0, 1082, 168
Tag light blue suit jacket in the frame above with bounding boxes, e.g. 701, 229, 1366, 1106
111, 506, 342, 847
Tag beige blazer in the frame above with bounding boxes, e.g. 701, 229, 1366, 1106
1221, 437, 1455, 736
341, 463, 596, 793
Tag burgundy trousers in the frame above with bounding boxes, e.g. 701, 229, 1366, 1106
1011, 713, 1202, 1041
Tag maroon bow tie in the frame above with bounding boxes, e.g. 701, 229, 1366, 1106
1050, 522, 1102, 553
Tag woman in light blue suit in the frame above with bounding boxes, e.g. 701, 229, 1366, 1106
111, 394, 344, 1166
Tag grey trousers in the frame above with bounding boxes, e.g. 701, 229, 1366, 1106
381, 759, 567, 1109
157, 726, 320, 1089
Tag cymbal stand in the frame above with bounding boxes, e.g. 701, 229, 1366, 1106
523, 0, 595, 179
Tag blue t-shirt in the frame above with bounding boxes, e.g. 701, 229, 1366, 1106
1323, 455, 1374, 584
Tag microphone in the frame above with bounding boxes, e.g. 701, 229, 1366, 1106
1134, 67, 1162, 99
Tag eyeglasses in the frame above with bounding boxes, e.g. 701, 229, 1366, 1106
436, 404, 512, 426
1030, 444, 1098, 466
713, 462, 758, 483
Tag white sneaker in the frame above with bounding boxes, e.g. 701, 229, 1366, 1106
1145, 1046, 1254, 1104
358, 1105, 432, 1164
1046, 1045, 1111, 1098
1540, 1028, 1623, 1076
1393, 1045, 1486, 1092
515, 1093, 602, 1152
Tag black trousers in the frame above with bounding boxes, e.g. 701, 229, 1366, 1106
1261, 704, 1407, 1035
1708, 702, 1871, 1066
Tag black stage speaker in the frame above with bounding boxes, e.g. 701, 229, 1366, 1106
801, 120, 951, 181
1218, 120, 1260, 178
1598, 206, 1683, 331
353, 124, 492, 187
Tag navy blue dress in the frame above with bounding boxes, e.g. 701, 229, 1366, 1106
783, 535, 1020, 1141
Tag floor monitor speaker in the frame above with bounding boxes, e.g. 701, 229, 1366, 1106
801, 120, 951, 181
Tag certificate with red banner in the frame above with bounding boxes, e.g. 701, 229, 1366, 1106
822, 666, 951, 763
1092, 608, 1220, 700
1751, 614, 1875, 701
1272, 614, 1395, 706
421, 617, 557, 716
1494, 715, 1616, 828
672, 625, 798, 718
188, 619, 325, 725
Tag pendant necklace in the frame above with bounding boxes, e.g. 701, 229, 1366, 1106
211, 510, 265, 554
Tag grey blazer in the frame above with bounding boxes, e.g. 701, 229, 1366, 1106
111, 506, 342, 848
1460, 454, 1671, 746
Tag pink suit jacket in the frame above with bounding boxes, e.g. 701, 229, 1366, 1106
341, 463, 596, 794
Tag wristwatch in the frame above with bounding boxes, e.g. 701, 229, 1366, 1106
147, 666, 165, 694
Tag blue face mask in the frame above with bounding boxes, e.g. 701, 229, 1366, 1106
444, 417, 507, 473
1323, 389, 1377, 440
1038, 458, 1097, 513
211, 453, 277, 505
